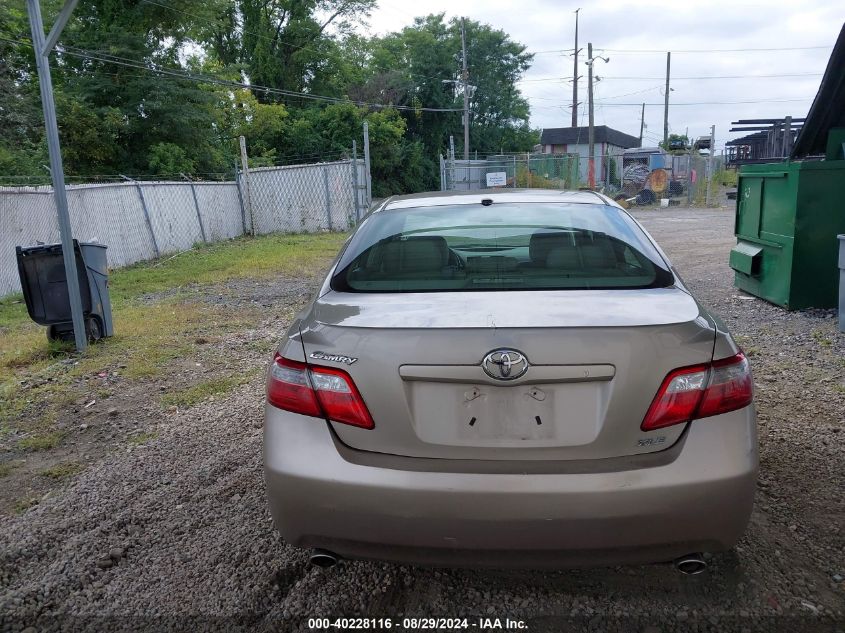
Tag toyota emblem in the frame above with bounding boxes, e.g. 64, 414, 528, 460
482, 349, 529, 381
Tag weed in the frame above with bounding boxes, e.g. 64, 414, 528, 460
0, 461, 18, 477
128, 431, 158, 446
40, 462, 84, 480
811, 330, 832, 347
160, 371, 258, 408
13, 497, 39, 514
17, 431, 64, 451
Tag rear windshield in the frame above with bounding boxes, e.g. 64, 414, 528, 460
331, 202, 674, 292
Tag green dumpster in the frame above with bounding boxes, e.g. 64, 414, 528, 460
730, 25, 845, 310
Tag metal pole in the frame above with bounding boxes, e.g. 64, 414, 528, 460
784, 115, 793, 157
705, 124, 716, 207
571, 8, 580, 128
439, 154, 445, 191
26, 0, 86, 351
234, 159, 248, 235
362, 121, 372, 206
181, 173, 206, 243
238, 135, 255, 235
663, 52, 671, 148
122, 176, 159, 258
322, 164, 333, 231
526, 151, 531, 188
687, 144, 694, 206
639, 102, 645, 146
461, 17, 470, 160
587, 42, 595, 189
449, 135, 455, 190
351, 140, 361, 221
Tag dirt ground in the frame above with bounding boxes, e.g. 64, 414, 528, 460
1, 207, 843, 633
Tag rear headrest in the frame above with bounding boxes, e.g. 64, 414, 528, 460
546, 246, 580, 269
382, 236, 448, 272
529, 230, 572, 263
580, 240, 617, 269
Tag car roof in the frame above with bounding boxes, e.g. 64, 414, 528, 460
380, 189, 620, 211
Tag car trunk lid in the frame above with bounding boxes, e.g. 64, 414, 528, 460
299, 288, 715, 461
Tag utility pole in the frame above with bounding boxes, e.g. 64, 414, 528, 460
639, 102, 645, 146
461, 17, 470, 161
26, 0, 86, 352
587, 42, 595, 189
663, 51, 671, 148
705, 124, 716, 207
571, 8, 580, 128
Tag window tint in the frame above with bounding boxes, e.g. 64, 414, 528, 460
332, 202, 674, 292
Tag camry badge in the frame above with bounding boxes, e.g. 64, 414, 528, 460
309, 351, 358, 365
482, 349, 529, 380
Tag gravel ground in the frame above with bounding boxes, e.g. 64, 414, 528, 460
1, 207, 843, 633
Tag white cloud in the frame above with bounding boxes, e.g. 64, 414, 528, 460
364, 0, 842, 151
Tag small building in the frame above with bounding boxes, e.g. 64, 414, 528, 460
540, 125, 640, 183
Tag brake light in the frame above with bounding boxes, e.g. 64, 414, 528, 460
641, 352, 752, 431
266, 353, 374, 429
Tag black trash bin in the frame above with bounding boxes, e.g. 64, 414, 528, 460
16, 240, 114, 342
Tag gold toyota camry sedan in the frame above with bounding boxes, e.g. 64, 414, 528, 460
263, 189, 757, 573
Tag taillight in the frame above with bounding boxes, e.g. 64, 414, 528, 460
266, 353, 374, 429
696, 353, 753, 418
641, 352, 752, 431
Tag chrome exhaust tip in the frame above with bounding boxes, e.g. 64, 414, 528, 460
674, 553, 707, 575
309, 549, 340, 568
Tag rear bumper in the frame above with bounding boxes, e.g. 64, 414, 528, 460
263, 405, 757, 568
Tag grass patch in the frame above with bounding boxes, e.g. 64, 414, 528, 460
109, 232, 346, 301
0, 232, 343, 453
128, 431, 158, 446
39, 461, 84, 480
13, 497, 39, 515
811, 329, 832, 347
0, 461, 18, 477
17, 431, 64, 451
160, 371, 258, 408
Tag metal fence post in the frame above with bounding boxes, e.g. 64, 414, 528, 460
121, 175, 159, 258
526, 152, 531, 188
322, 164, 333, 231
182, 172, 206, 243
26, 0, 86, 351
351, 141, 360, 223
234, 160, 248, 235
239, 135, 255, 235
362, 122, 372, 206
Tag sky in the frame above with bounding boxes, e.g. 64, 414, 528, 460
362, 0, 843, 153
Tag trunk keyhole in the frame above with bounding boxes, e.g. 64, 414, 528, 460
464, 388, 482, 402
528, 387, 546, 401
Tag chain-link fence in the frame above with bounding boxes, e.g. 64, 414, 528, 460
437, 150, 724, 210
0, 157, 369, 296
440, 154, 580, 192
246, 160, 365, 235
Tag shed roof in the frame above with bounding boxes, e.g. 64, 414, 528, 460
540, 125, 640, 149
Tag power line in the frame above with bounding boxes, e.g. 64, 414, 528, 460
594, 45, 832, 53
519, 72, 824, 83
1, 35, 461, 112
587, 98, 811, 106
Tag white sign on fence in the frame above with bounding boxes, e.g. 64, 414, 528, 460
485, 172, 507, 187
